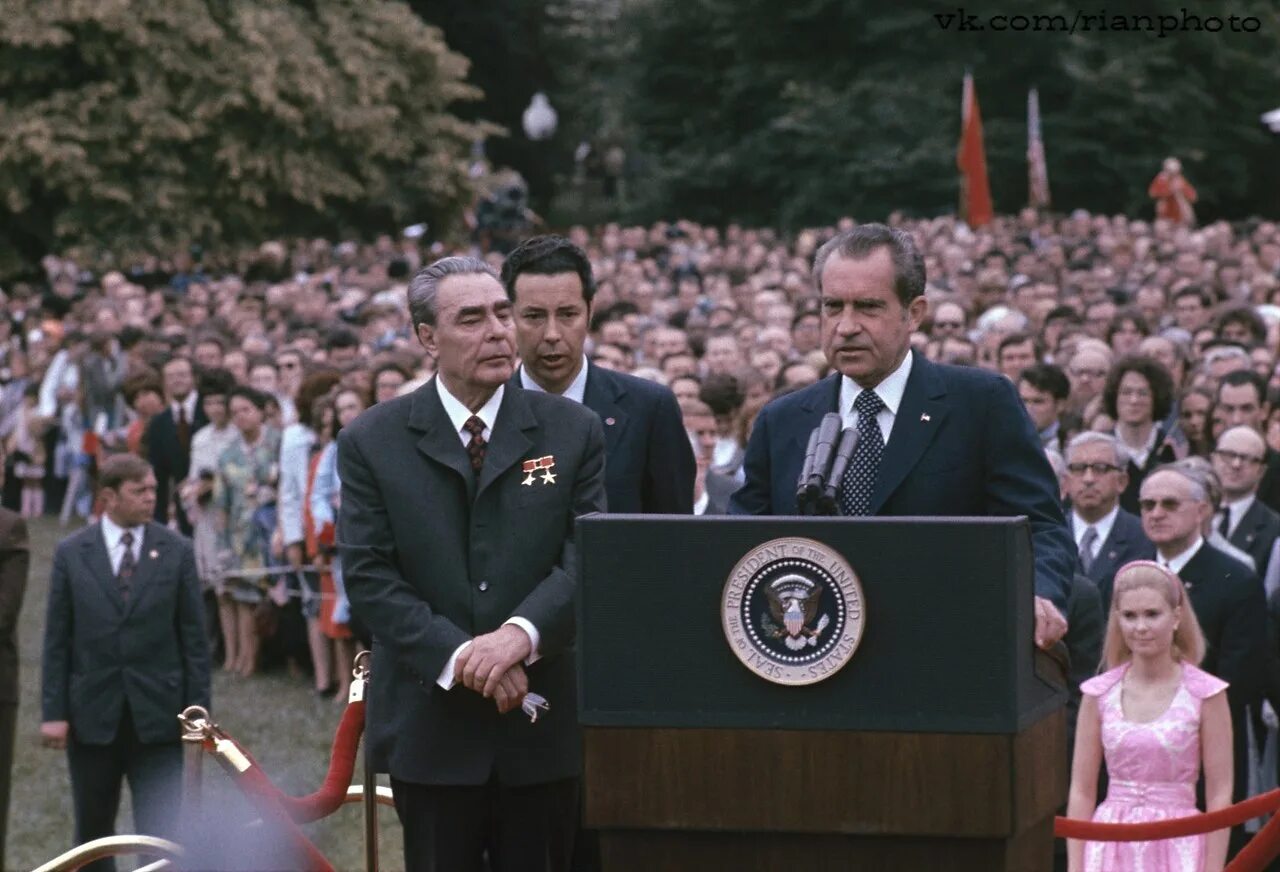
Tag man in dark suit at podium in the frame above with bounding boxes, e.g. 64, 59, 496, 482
502, 235, 694, 515
1063, 431, 1155, 609
729, 224, 1073, 646
340, 256, 606, 872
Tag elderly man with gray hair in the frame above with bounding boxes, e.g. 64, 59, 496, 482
1063, 431, 1154, 608
1139, 462, 1268, 822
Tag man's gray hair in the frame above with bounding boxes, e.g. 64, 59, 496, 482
1155, 459, 1214, 507
1201, 345, 1250, 374
407, 256, 498, 330
1065, 431, 1126, 468
812, 223, 926, 305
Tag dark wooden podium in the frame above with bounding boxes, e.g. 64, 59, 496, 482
576, 516, 1068, 872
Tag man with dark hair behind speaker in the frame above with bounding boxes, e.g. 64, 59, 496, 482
501, 234, 694, 515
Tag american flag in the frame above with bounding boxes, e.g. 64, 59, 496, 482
1027, 88, 1051, 210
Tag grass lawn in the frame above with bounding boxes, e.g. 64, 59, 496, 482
10, 516, 403, 871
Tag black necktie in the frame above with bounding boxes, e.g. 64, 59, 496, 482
462, 416, 487, 474
840, 391, 887, 516
1218, 510, 1231, 538
118, 531, 136, 601
177, 404, 191, 454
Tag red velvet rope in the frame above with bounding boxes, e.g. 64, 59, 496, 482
1054, 788, 1280, 841
1054, 787, 1280, 872
213, 699, 366, 823
277, 698, 366, 822
208, 737, 336, 872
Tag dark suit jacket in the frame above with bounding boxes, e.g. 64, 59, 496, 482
1179, 544, 1268, 704
513, 364, 694, 514
1176, 542, 1269, 801
1228, 498, 1280, 580
1065, 572, 1104, 755
0, 508, 28, 705
1257, 448, 1280, 514
147, 397, 209, 530
41, 521, 211, 744
338, 380, 607, 787
728, 358, 1074, 611
1068, 508, 1155, 610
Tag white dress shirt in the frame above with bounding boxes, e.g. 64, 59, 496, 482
171, 392, 199, 428
693, 490, 710, 516
101, 515, 146, 577
838, 350, 914, 445
519, 356, 589, 405
1072, 505, 1120, 563
433, 376, 540, 688
1157, 536, 1204, 576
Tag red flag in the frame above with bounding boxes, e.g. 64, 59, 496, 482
956, 72, 994, 228
1027, 88, 1051, 209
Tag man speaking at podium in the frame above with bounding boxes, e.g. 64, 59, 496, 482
729, 224, 1073, 648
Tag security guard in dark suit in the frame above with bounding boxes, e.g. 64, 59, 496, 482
41, 454, 210, 872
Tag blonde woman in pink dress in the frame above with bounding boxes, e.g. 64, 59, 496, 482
1067, 560, 1233, 872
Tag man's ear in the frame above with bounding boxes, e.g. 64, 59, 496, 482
416, 323, 437, 358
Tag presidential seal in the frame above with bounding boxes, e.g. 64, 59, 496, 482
721, 537, 865, 686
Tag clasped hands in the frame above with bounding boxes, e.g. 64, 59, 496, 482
454, 624, 531, 714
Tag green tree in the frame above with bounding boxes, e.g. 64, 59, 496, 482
611, 0, 1280, 228
0, 0, 491, 274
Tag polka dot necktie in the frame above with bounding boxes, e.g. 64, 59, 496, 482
839, 391, 886, 516
462, 416, 487, 474
117, 531, 136, 601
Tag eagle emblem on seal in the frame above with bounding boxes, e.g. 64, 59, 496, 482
761, 574, 831, 651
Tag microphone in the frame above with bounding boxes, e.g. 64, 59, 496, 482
795, 427, 823, 514
801, 414, 842, 515
822, 426, 860, 512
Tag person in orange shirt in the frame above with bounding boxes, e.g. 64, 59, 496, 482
1148, 157, 1198, 226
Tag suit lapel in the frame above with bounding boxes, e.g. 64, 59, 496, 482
582, 364, 628, 457
408, 379, 478, 503
477, 387, 537, 498
871, 358, 948, 514
122, 525, 164, 618
82, 527, 124, 614
1234, 501, 1263, 551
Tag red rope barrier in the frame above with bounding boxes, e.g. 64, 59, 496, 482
211, 699, 366, 823
208, 734, 336, 872
1054, 788, 1280, 841
277, 698, 366, 823
1226, 806, 1280, 872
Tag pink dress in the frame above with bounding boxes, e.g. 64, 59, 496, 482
1081, 662, 1229, 872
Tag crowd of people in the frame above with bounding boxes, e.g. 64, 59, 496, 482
5, 207, 1280, 868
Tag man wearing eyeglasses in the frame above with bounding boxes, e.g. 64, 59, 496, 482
928, 301, 967, 340
1212, 427, 1280, 579
1064, 432, 1154, 608
1139, 465, 1267, 817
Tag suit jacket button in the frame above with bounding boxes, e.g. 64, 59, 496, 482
478, 581, 489, 592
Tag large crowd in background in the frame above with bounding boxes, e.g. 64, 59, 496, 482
4, 209, 1280, 703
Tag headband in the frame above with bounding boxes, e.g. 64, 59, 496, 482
1115, 559, 1183, 606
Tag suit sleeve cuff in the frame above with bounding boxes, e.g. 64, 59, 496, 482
504, 617, 541, 665
437, 640, 472, 689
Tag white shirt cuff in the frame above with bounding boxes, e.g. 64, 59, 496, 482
504, 617, 541, 665
437, 640, 472, 689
